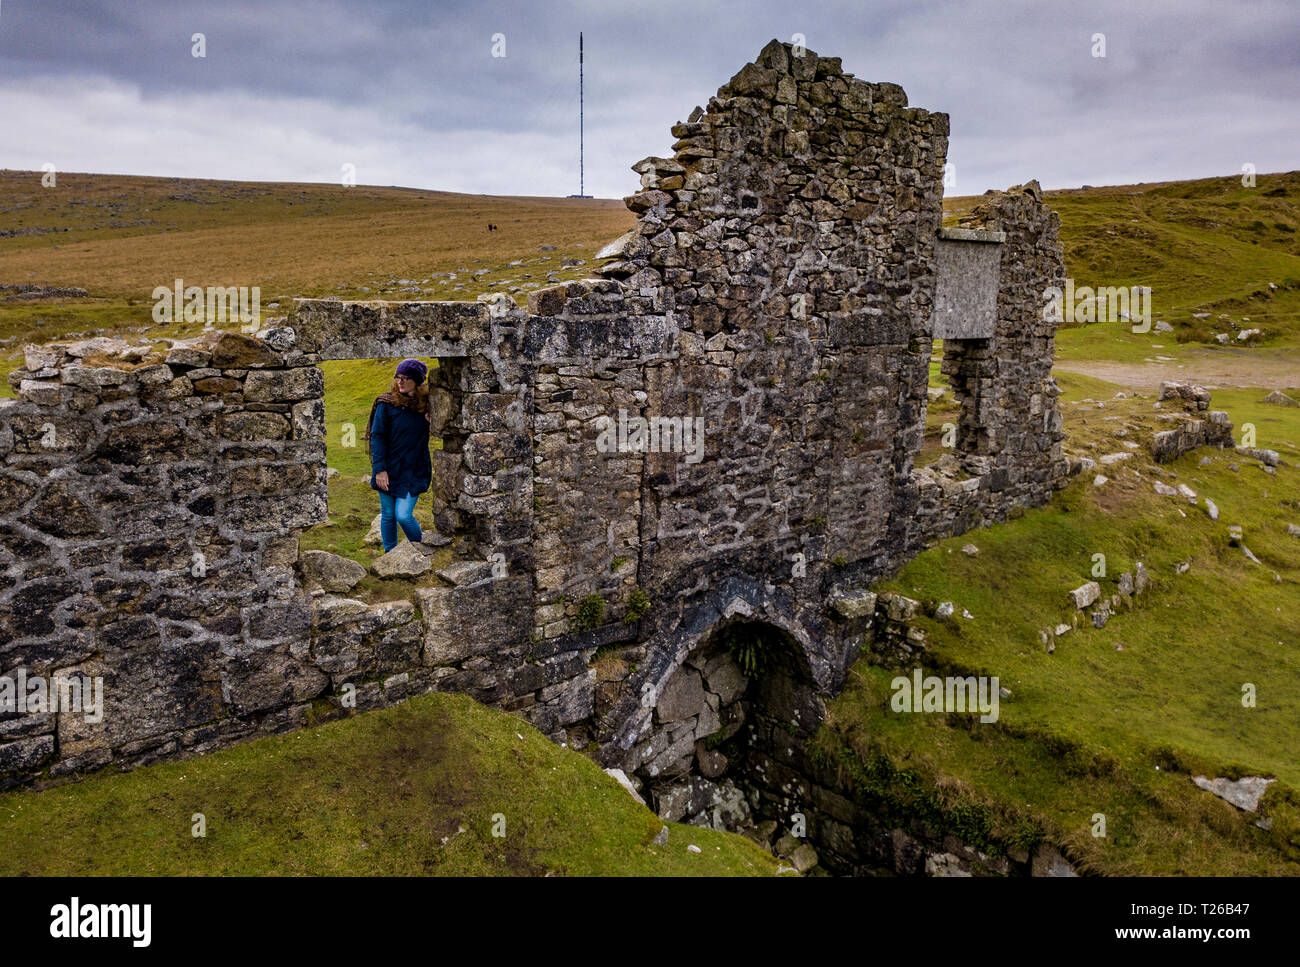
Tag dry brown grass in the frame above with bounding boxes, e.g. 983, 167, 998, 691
0, 169, 634, 299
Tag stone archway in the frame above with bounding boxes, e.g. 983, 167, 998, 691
634, 617, 824, 832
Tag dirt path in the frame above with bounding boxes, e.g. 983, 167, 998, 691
1055, 346, 1300, 393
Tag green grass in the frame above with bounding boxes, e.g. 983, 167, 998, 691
0, 692, 784, 876
821, 369, 1300, 874
947, 170, 1300, 347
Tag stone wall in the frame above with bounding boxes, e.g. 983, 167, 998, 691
0, 330, 326, 780
1, 40, 1075, 795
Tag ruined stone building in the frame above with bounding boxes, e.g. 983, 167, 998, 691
0, 41, 1068, 866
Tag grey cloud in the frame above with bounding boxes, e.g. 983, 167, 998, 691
0, 0, 1295, 199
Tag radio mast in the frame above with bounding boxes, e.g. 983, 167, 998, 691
568, 32, 592, 199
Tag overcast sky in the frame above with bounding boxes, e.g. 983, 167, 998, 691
0, 0, 1296, 199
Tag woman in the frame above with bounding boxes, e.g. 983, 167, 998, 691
366, 358, 433, 552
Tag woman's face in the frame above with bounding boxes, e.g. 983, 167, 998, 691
396, 375, 416, 393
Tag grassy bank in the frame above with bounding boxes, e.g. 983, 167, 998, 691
0, 692, 782, 876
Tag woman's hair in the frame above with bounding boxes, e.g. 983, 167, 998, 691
387, 377, 430, 413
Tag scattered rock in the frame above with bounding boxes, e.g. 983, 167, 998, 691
1154, 481, 1177, 496
1192, 775, 1275, 812
774, 832, 800, 857
1235, 446, 1279, 467
1204, 498, 1219, 520
925, 852, 972, 877
935, 601, 955, 619
880, 592, 920, 621
1262, 390, 1298, 407
372, 541, 432, 578
1031, 844, 1079, 877
790, 842, 819, 873
652, 825, 669, 846
299, 549, 368, 592
1069, 581, 1101, 609
1093, 474, 1108, 487
1175, 561, 1190, 574
961, 544, 980, 556
604, 767, 647, 807
686, 844, 702, 854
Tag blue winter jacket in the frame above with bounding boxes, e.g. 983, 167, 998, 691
368, 401, 432, 498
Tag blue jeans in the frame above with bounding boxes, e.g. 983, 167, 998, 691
378, 491, 422, 551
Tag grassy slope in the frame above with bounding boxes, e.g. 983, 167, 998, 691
0, 692, 782, 876
945, 170, 1300, 347
823, 372, 1300, 874
0, 169, 636, 389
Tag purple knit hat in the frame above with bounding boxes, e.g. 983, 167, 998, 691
394, 358, 427, 385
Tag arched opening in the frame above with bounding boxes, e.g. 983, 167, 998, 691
634, 618, 824, 833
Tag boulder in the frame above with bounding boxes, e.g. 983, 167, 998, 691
299, 550, 367, 592
372, 541, 432, 578
925, 852, 972, 877
1235, 446, 1279, 467
881, 591, 920, 621
1069, 581, 1101, 609
1261, 390, 1298, 407
1031, 844, 1079, 877
1192, 775, 1274, 812
790, 842, 820, 873
603, 767, 647, 807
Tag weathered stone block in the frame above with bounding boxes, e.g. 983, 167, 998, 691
243, 367, 324, 403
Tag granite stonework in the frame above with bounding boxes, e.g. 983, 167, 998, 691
2, 41, 1073, 797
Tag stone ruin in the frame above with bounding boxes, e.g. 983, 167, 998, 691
0, 41, 1070, 854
